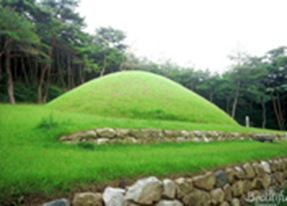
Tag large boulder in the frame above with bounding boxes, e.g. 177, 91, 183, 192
183, 189, 210, 206
103, 187, 126, 206
162, 179, 177, 199
193, 172, 215, 191
210, 188, 225, 204
175, 178, 193, 199
125, 176, 162, 205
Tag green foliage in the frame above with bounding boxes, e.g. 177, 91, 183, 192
47, 85, 66, 102
14, 82, 37, 102
95, 27, 127, 51
0, 75, 8, 102
77, 141, 95, 150
0, 6, 39, 44
0, 81, 65, 103
37, 113, 58, 129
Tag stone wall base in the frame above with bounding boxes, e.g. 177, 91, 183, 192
43, 157, 287, 206
60, 127, 286, 144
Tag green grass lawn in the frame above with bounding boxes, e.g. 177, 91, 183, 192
0, 104, 287, 202
47, 71, 237, 125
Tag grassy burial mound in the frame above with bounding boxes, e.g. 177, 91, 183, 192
47, 71, 237, 125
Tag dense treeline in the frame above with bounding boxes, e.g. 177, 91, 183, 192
0, 0, 286, 130
0, 0, 127, 103
127, 50, 287, 131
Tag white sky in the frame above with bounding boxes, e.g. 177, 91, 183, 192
77, 0, 287, 73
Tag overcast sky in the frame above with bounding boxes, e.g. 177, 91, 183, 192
77, 0, 287, 73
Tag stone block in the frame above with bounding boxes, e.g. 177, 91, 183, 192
215, 170, 228, 188
223, 184, 232, 202
252, 163, 265, 177
225, 168, 236, 183
242, 163, 255, 179
162, 179, 177, 199
183, 189, 210, 206
231, 181, 244, 197
234, 166, 245, 179
73, 192, 103, 206
261, 161, 271, 173
96, 128, 116, 138
103, 187, 125, 206
125, 176, 162, 205
193, 172, 215, 191
210, 188, 225, 204
175, 177, 193, 199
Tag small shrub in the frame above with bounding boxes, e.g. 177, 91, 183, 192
77, 141, 95, 150
37, 114, 58, 129
14, 82, 37, 102
47, 85, 66, 102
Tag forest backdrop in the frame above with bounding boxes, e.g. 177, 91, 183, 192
0, 0, 286, 130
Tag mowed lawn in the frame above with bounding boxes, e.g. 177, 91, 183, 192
0, 104, 287, 200
47, 71, 238, 125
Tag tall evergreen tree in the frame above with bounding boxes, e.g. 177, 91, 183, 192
0, 5, 39, 104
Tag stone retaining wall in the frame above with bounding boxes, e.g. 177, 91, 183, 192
60, 128, 286, 144
43, 157, 287, 206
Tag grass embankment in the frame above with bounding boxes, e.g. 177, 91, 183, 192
0, 104, 286, 201
47, 71, 237, 125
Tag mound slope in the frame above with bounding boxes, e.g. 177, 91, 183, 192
47, 71, 237, 125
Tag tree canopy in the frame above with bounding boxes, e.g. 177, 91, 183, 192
0, 0, 286, 131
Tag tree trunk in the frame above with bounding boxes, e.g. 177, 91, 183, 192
231, 84, 240, 118
271, 93, 285, 130
57, 51, 66, 88
0, 59, 2, 80
276, 94, 285, 130
79, 65, 85, 84
0, 51, 3, 80
261, 101, 266, 128
5, 40, 15, 104
43, 64, 51, 103
37, 65, 48, 103
13, 57, 17, 81
37, 36, 55, 103
21, 57, 29, 85
226, 98, 231, 115
33, 60, 38, 86
209, 91, 214, 102
67, 55, 72, 89
100, 52, 107, 77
